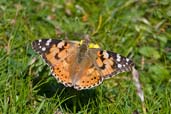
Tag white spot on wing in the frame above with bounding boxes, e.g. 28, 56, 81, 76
117, 64, 122, 68
42, 47, 46, 51
117, 57, 121, 62
116, 54, 121, 62
126, 58, 130, 62
46, 42, 49, 46
38, 39, 42, 42
103, 51, 109, 58
46, 39, 52, 46
47, 39, 52, 43
117, 54, 121, 58
58, 41, 64, 48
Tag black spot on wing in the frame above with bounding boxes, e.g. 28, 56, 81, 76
55, 53, 60, 59
97, 50, 106, 69
99, 64, 106, 69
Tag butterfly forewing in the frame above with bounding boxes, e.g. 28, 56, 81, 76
93, 50, 134, 79
32, 39, 80, 87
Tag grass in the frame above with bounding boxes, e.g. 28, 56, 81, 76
0, 0, 171, 113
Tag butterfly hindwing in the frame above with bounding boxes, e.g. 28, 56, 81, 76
73, 57, 103, 90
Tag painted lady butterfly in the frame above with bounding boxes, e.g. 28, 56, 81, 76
32, 36, 134, 90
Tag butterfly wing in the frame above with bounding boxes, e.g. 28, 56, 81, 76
94, 49, 134, 79
32, 39, 79, 87
73, 58, 103, 90
32, 39, 134, 90
72, 48, 134, 90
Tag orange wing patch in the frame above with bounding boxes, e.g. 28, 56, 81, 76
44, 43, 74, 86
45, 44, 60, 65
52, 61, 72, 87
74, 66, 103, 90
96, 50, 116, 77
95, 50, 134, 79
101, 58, 116, 77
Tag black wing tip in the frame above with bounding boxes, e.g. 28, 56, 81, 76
32, 39, 63, 54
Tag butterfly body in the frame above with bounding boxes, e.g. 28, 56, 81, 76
32, 37, 134, 90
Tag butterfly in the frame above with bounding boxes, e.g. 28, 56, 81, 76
32, 36, 134, 90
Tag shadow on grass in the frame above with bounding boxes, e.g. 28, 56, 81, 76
32, 71, 99, 113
